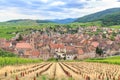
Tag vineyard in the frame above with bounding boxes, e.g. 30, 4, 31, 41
0, 57, 42, 67
0, 62, 120, 80
85, 56, 120, 65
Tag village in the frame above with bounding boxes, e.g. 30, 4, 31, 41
0, 26, 120, 60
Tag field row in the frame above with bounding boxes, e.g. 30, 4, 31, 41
0, 62, 120, 80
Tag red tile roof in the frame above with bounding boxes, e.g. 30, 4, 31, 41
80, 39, 85, 43
66, 46, 75, 51
4, 42, 11, 47
91, 42, 99, 48
50, 43, 64, 49
77, 48, 84, 55
38, 43, 43, 47
31, 50, 40, 57
16, 43, 32, 49
24, 50, 31, 55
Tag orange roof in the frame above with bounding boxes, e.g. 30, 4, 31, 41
50, 43, 64, 49
31, 50, 40, 57
108, 29, 113, 33
16, 43, 32, 49
80, 39, 85, 43
77, 48, 84, 55
24, 50, 31, 55
91, 42, 99, 48
66, 46, 75, 51
4, 42, 11, 47
38, 43, 43, 47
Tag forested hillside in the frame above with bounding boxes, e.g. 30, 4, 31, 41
75, 8, 120, 26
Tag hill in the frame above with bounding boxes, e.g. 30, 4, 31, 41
0, 19, 55, 28
75, 8, 120, 26
0, 18, 76, 26
100, 12, 120, 26
7, 19, 53, 23
50, 18, 76, 24
6, 19, 53, 25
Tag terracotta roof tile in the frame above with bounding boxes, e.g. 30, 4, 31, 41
31, 50, 40, 57
50, 43, 64, 49
66, 46, 75, 51
77, 48, 84, 55
16, 43, 32, 49
91, 42, 99, 48
4, 42, 11, 47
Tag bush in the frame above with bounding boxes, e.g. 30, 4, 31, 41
0, 49, 17, 57
47, 58, 58, 62
0, 57, 43, 66
85, 56, 120, 65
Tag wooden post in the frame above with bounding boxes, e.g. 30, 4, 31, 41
118, 75, 120, 80
33, 77, 36, 80
36, 73, 39, 77
5, 72, 7, 77
86, 76, 90, 80
16, 75, 19, 80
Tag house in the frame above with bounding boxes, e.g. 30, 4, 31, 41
106, 40, 113, 45
3, 42, 12, 48
15, 42, 32, 58
54, 45, 77, 60
77, 48, 84, 55
107, 29, 113, 34
40, 50, 51, 60
0, 38, 6, 48
115, 34, 120, 41
91, 26, 97, 32
30, 50, 40, 58
54, 51, 77, 60
91, 41, 99, 48
66, 53, 77, 60
54, 52, 66, 59
65, 46, 75, 52
1, 42, 13, 52
50, 43, 66, 54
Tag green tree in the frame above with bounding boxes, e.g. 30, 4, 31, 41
110, 35, 115, 41
16, 34, 23, 41
0, 49, 17, 57
102, 34, 106, 38
96, 47, 104, 56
